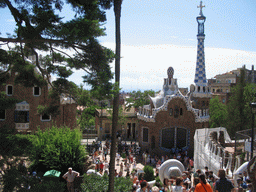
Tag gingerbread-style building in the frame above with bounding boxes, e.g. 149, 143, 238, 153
137, 1, 211, 157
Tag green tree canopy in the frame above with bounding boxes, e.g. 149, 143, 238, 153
0, 0, 115, 112
209, 96, 228, 128
225, 66, 256, 136
29, 126, 88, 175
0, 125, 32, 160
125, 90, 155, 110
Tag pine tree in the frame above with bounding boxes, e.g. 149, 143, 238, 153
0, 0, 115, 115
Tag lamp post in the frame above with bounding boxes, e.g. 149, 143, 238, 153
249, 103, 256, 160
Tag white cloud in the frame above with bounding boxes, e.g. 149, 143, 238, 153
2, 42, 255, 92
97, 42, 256, 91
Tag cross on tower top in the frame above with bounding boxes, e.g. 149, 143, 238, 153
197, 1, 205, 16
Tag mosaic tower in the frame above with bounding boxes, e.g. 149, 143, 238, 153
193, 1, 211, 99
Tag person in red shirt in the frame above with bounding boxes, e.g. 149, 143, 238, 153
195, 174, 213, 192
99, 161, 104, 172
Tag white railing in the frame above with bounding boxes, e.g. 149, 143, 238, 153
194, 130, 235, 178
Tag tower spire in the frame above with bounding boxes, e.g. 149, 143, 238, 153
193, 1, 210, 97
197, 1, 205, 16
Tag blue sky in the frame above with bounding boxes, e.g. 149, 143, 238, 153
1, 0, 256, 91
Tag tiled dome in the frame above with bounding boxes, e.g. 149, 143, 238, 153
167, 67, 174, 79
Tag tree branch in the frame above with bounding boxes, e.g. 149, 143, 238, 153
30, 48, 53, 89
0, 37, 68, 45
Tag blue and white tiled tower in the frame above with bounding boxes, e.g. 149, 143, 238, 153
193, 1, 211, 98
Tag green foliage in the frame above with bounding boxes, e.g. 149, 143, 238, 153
37, 104, 60, 117
226, 66, 256, 136
29, 126, 87, 175
154, 176, 163, 187
125, 90, 155, 110
13, 62, 47, 87
0, 125, 33, 192
0, 125, 33, 159
209, 96, 228, 128
78, 105, 97, 131
0, 0, 115, 116
29, 180, 66, 192
121, 152, 126, 159
107, 106, 128, 128
2, 164, 25, 192
81, 174, 132, 192
0, 91, 20, 110
143, 165, 155, 182
75, 86, 98, 132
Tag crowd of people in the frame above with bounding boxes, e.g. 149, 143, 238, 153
89, 139, 254, 192
130, 166, 253, 192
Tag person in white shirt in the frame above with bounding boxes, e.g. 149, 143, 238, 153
104, 160, 109, 171
62, 167, 80, 192
116, 152, 120, 165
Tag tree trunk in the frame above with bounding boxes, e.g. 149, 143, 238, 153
108, 0, 122, 191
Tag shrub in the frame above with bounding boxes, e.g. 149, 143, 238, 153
29, 180, 66, 192
81, 173, 132, 192
0, 125, 33, 192
29, 126, 88, 175
143, 165, 155, 182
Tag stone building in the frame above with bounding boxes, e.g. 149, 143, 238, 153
208, 72, 238, 104
208, 65, 255, 104
137, 1, 211, 157
0, 59, 77, 133
95, 106, 138, 140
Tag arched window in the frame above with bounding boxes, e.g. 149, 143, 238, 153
180, 108, 183, 116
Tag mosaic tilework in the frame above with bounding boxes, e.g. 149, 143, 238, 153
167, 67, 174, 79
194, 36, 207, 85
137, 92, 210, 123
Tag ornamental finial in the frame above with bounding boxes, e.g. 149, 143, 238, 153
197, 1, 205, 16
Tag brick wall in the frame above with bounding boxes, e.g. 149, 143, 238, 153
138, 98, 209, 157
0, 70, 77, 132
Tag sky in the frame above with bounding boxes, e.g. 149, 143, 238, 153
1, 0, 256, 92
